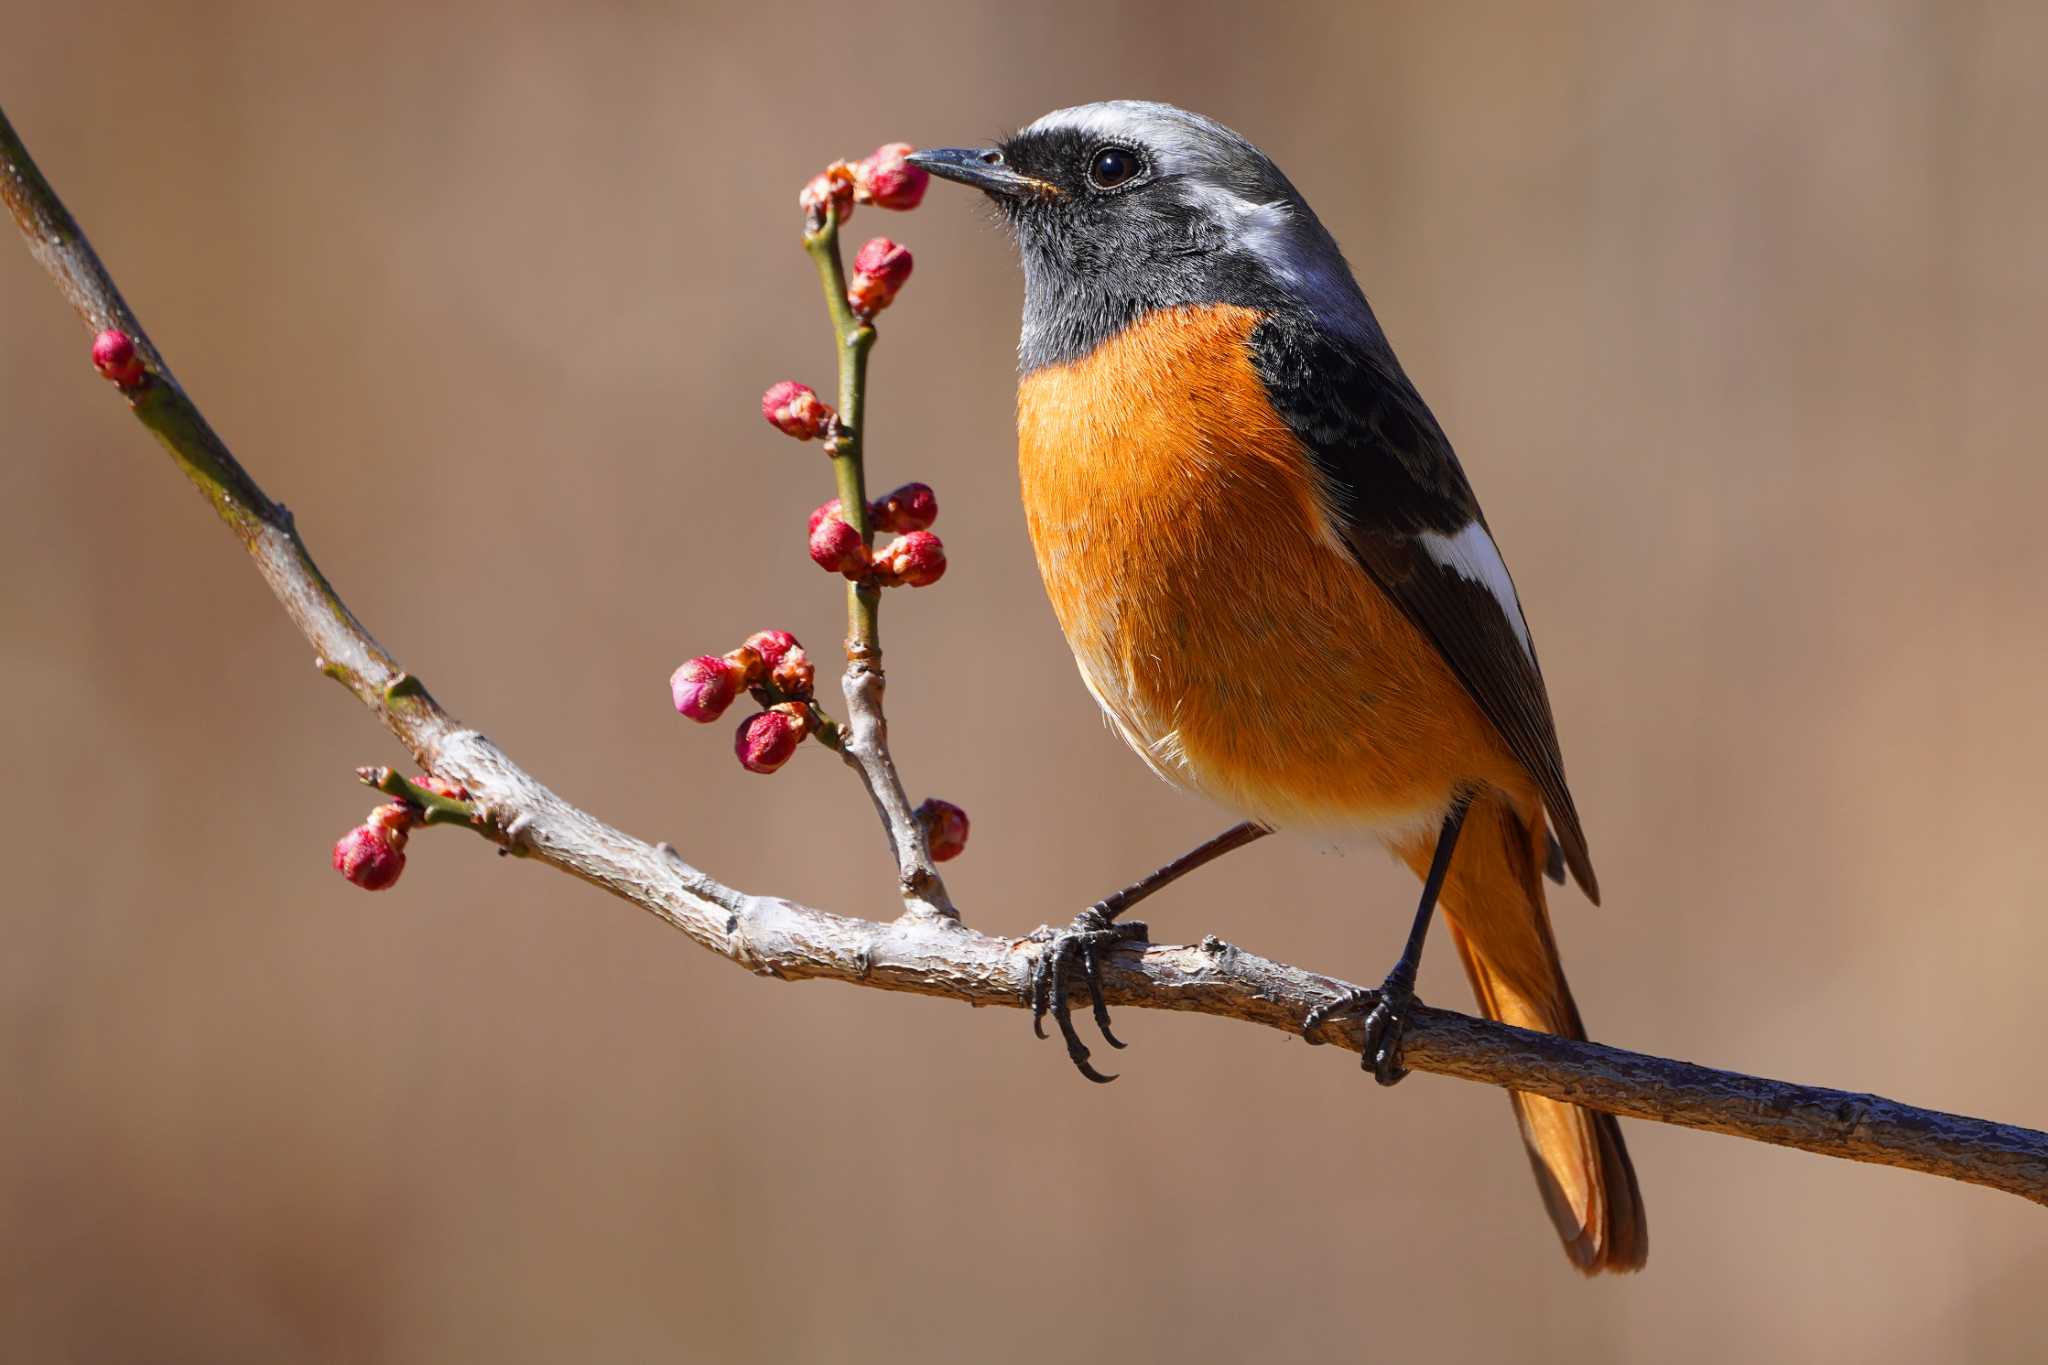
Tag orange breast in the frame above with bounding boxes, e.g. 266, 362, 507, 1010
1016, 304, 1532, 833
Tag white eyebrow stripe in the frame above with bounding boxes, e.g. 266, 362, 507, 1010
1022, 101, 1239, 177
1415, 522, 1535, 661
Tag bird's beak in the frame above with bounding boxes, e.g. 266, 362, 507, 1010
908, 147, 1060, 200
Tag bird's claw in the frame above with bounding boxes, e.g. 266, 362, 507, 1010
1025, 905, 1149, 1083
1302, 969, 1418, 1087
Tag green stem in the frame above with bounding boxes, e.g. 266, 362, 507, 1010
797, 202, 952, 917
357, 766, 485, 829
803, 209, 882, 659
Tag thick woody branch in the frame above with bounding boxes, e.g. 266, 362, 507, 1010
7, 104, 2046, 1211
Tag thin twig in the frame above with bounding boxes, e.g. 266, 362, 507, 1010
7, 102, 2046, 1210
802, 209, 953, 918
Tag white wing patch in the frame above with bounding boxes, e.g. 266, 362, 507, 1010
1416, 522, 1535, 661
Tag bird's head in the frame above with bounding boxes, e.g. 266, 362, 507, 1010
911, 101, 1378, 370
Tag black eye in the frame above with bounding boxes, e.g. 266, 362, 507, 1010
1087, 146, 1143, 190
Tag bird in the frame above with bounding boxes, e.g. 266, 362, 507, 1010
908, 102, 1645, 1274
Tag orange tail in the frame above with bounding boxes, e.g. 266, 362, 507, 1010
1399, 795, 1648, 1273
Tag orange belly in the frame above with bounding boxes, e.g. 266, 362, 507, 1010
1016, 303, 1534, 834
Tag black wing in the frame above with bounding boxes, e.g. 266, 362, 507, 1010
1249, 317, 1599, 902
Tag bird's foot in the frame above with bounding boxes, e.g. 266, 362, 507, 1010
1024, 906, 1149, 1084
1302, 964, 1418, 1087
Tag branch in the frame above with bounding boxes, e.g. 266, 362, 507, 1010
801, 211, 953, 918
7, 102, 2046, 1210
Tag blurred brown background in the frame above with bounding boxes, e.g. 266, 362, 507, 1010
6, 2, 2047, 1360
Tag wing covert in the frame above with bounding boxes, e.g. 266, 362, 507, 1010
1249, 318, 1599, 901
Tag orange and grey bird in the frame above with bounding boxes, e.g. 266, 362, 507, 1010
910, 101, 1646, 1273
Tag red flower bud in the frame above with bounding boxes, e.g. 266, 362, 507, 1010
853, 142, 929, 211
915, 797, 970, 862
761, 380, 835, 440
870, 481, 938, 533
808, 498, 845, 535
847, 237, 913, 316
799, 162, 857, 226
809, 510, 871, 578
874, 530, 946, 587
333, 822, 407, 890
91, 328, 146, 388
671, 654, 746, 722
742, 629, 799, 670
734, 704, 809, 774
769, 644, 815, 699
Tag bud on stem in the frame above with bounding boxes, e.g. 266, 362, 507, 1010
847, 237, 913, 317
809, 505, 872, 578
91, 328, 146, 389
761, 381, 835, 441
853, 143, 929, 211
914, 798, 970, 861
873, 530, 946, 587
333, 821, 408, 890
734, 703, 811, 774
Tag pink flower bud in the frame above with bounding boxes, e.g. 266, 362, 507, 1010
734, 704, 809, 774
809, 510, 871, 578
91, 328, 146, 388
742, 629, 799, 670
870, 481, 938, 533
769, 644, 815, 699
847, 237, 913, 316
761, 380, 835, 440
808, 498, 845, 535
853, 142, 929, 211
333, 822, 407, 891
799, 163, 857, 226
671, 654, 746, 722
874, 530, 946, 587
915, 797, 970, 862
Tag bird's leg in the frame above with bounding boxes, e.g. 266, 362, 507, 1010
1089, 820, 1269, 924
1028, 820, 1269, 1082
1302, 796, 1470, 1086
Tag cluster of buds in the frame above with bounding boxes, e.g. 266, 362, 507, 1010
760, 380, 836, 442
807, 490, 947, 586
799, 142, 930, 227
330, 774, 469, 891
91, 328, 147, 389
680, 141, 959, 831
672, 629, 820, 774
847, 237, 913, 317
914, 797, 970, 862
